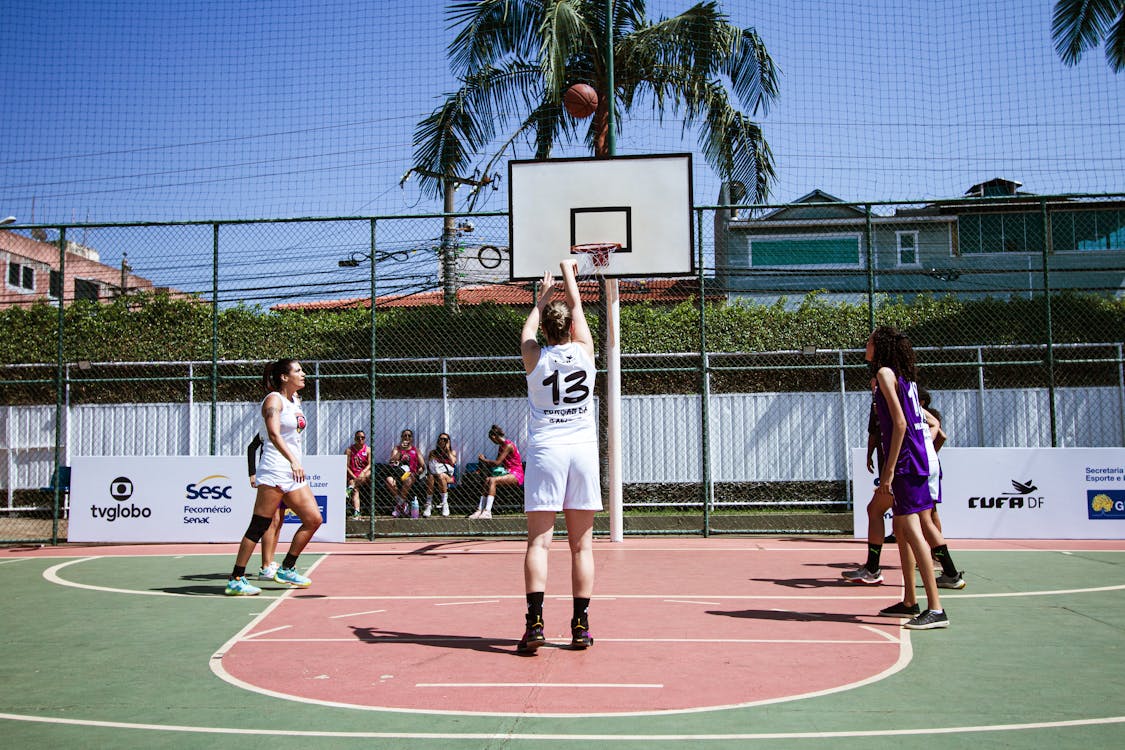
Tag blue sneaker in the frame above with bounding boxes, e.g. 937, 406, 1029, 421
225, 576, 261, 596
274, 567, 312, 588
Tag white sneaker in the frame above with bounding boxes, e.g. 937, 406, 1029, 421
422, 503, 432, 517
257, 562, 279, 580
441, 501, 449, 517
468, 509, 483, 519
479, 510, 492, 519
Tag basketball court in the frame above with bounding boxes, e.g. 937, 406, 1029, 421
3, 536, 1124, 749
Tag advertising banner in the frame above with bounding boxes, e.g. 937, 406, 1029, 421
852, 447, 1125, 539
69, 455, 345, 543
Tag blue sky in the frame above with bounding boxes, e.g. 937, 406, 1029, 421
1, 0, 1122, 303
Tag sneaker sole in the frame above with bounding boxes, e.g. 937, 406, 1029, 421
937, 579, 966, 590
518, 638, 546, 654
879, 608, 920, 617
904, 620, 949, 630
570, 638, 593, 650
845, 577, 884, 585
225, 589, 259, 596
274, 578, 312, 588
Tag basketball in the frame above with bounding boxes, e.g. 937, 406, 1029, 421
563, 83, 598, 118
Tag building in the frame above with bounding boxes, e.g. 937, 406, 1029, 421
1, 230, 161, 308
715, 179, 1125, 301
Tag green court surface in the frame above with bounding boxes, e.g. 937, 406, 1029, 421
1, 539, 1123, 750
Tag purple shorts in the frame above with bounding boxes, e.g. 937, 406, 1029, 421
891, 474, 936, 516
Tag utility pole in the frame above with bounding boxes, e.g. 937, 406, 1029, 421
406, 168, 493, 313
119, 252, 131, 298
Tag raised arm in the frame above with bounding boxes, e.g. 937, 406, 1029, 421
521, 270, 556, 373
559, 259, 594, 359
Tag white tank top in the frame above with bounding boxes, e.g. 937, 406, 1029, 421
526, 341, 597, 447
257, 392, 306, 476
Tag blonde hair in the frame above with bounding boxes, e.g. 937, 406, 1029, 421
541, 300, 572, 344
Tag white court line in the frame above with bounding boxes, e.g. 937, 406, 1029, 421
238, 636, 892, 645
416, 682, 663, 689
859, 624, 902, 643
665, 599, 721, 606
433, 599, 500, 607
243, 625, 290, 640
2, 711, 1124, 740
329, 609, 385, 619
0, 558, 27, 566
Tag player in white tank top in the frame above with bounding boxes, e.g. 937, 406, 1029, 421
516, 260, 600, 654
225, 359, 323, 596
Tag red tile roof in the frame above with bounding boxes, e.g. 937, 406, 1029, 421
273, 277, 717, 312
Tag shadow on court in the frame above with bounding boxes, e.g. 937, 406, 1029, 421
707, 608, 881, 625
349, 625, 522, 656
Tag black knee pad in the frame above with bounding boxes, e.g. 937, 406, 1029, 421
243, 514, 273, 543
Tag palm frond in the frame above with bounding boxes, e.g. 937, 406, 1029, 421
1051, 0, 1122, 66
1106, 6, 1125, 71
447, 0, 545, 75
539, 1, 596, 98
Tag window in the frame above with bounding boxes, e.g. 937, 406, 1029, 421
49, 270, 62, 298
1051, 208, 1125, 251
6, 261, 35, 291
957, 212, 1044, 254
74, 278, 99, 302
896, 231, 919, 266
748, 235, 861, 267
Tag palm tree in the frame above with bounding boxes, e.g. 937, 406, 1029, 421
410, 0, 779, 205
1052, 0, 1125, 72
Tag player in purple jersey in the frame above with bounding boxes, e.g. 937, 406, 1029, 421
865, 327, 950, 629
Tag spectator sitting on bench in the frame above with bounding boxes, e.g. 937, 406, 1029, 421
424, 432, 457, 517
469, 424, 523, 519
385, 428, 423, 518
345, 429, 371, 519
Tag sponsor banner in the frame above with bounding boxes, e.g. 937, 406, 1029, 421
69, 455, 345, 543
851, 447, 1125, 539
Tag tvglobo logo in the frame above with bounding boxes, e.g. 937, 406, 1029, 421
89, 475, 151, 521
185, 474, 234, 501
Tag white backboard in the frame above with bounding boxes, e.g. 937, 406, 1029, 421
508, 154, 694, 280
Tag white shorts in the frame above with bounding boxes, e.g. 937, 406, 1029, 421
255, 470, 308, 495
523, 441, 602, 512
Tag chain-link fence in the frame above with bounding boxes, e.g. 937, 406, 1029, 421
2, 195, 1124, 543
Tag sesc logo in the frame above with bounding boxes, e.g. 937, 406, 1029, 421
89, 475, 151, 522
1088, 490, 1125, 520
185, 474, 234, 501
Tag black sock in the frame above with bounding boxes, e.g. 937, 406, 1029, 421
932, 545, 958, 577
572, 597, 590, 626
526, 591, 544, 624
865, 544, 883, 573
231, 565, 246, 579
282, 554, 298, 570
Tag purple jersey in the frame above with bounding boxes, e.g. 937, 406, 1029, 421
873, 373, 936, 478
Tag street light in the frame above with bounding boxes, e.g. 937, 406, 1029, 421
0, 216, 16, 226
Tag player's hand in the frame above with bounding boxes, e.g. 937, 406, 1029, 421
865, 456, 874, 473
291, 461, 305, 483
538, 271, 555, 302
560, 259, 579, 276
249, 474, 257, 488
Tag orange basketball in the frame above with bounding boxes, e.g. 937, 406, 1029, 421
563, 83, 598, 118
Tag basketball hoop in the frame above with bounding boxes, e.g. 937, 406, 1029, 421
571, 242, 620, 276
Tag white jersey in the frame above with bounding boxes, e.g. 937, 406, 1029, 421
526, 341, 597, 447
256, 391, 306, 481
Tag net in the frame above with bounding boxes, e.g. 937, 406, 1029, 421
571, 243, 620, 277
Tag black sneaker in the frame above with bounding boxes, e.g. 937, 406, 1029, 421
517, 617, 545, 653
904, 609, 949, 630
570, 618, 593, 649
879, 601, 921, 617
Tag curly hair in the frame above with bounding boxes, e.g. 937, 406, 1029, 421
869, 326, 917, 382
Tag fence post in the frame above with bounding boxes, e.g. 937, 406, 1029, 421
1040, 199, 1057, 446
865, 204, 875, 330
839, 350, 852, 511
210, 224, 219, 456
52, 227, 67, 544
368, 219, 378, 540
1117, 343, 1125, 446
976, 346, 986, 446
188, 363, 195, 455
697, 209, 713, 536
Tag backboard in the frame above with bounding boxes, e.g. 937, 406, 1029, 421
508, 154, 694, 281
